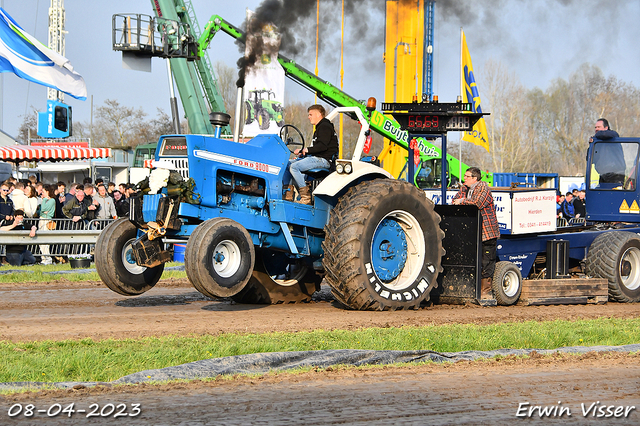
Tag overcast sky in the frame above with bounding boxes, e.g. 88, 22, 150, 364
1, 0, 639, 140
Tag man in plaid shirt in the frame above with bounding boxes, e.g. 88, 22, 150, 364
452, 167, 499, 300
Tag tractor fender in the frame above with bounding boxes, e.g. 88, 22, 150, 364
314, 162, 393, 197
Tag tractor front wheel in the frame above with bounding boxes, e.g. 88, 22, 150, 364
95, 219, 164, 296
185, 218, 255, 299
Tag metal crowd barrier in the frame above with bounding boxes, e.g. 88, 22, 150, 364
568, 217, 586, 226
556, 217, 586, 228
0, 218, 115, 257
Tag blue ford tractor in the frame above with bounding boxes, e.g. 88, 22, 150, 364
95, 106, 446, 310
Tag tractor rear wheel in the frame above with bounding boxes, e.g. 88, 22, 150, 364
244, 100, 253, 125
258, 109, 270, 130
585, 231, 640, 302
95, 218, 164, 296
185, 218, 255, 299
322, 179, 444, 310
231, 250, 321, 304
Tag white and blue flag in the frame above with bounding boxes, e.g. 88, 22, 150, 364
0, 8, 86, 100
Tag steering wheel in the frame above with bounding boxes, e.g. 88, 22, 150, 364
279, 124, 305, 154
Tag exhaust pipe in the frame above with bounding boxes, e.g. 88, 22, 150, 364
234, 86, 244, 142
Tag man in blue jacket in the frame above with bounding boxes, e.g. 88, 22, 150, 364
561, 192, 575, 218
591, 118, 625, 186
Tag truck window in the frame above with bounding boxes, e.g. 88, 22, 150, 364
590, 142, 639, 190
134, 148, 150, 167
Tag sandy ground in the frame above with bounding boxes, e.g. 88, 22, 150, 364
1, 353, 639, 424
1, 279, 640, 342
1, 279, 639, 424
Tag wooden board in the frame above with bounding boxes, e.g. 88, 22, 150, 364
518, 278, 608, 306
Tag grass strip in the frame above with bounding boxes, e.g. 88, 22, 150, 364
2, 318, 639, 383
0, 262, 186, 283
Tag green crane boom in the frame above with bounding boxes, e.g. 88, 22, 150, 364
149, 0, 230, 135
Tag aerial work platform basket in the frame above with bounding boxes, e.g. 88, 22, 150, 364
112, 13, 197, 60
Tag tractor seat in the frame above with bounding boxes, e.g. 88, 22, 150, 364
305, 154, 337, 180
305, 167, 331, 180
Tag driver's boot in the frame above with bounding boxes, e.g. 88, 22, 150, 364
480, 277, 493, 299
283, 185, 295, 202
298, 186, 312, 205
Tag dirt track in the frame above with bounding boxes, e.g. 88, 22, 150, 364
1, 279, 640, 342
2, 353, 639, 424
1, 279, 639, 424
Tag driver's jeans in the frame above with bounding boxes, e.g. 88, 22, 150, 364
285, 156, 330, 188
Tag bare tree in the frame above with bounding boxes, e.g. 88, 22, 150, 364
214, 61, 237, 128
16, 108, 39, 144
479, 59, 536, 173
93, 99, 147, 147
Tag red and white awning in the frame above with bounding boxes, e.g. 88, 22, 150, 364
0, 145, 111, 162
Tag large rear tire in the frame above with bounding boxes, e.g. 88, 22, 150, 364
322, 179, 444, 310
231, 250, 321, 304
585, 231, 640, 302
258, 109, 270, 130
244, 100, 253, 125
95, 219, 164, 296
185, 218, 255, 299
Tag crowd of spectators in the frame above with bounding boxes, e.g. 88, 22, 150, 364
0, 175, 135, 266
557, 189, 586, 222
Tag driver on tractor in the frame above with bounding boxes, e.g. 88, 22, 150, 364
283, 104, 338, 205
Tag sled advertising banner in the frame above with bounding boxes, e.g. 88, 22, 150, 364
242, 10, 286, 137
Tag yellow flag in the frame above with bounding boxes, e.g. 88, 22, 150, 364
461, 30, 489, 152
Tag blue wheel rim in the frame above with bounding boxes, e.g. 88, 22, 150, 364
371, 218, 408, 282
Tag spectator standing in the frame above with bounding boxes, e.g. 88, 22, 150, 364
573, 190, 586, 218
0, 182, 14, 224
55, 182, 67, 219
94, 184, 117, 220
35, 182, 44, 211
35, 182, 44, 198
556, 194, 564, 218
83, 183, 100, 221
113, 190, 130, 218
1, 209, 37, 266
62, 185, 90, 226
10, 182, 27, 212
22, 185, 38, 218
5, 180, 14, 196
65, 183, 78, 203
107, 182, 116, 197
125, 184, 136, 199
561, 192, 575, 218
38, 185, 56, 265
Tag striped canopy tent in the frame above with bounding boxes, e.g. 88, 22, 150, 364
0, 145, 111, 162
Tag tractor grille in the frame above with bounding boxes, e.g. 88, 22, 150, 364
159, 157, 189, 179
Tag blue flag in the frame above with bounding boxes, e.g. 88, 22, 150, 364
0, 8, 86, 100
